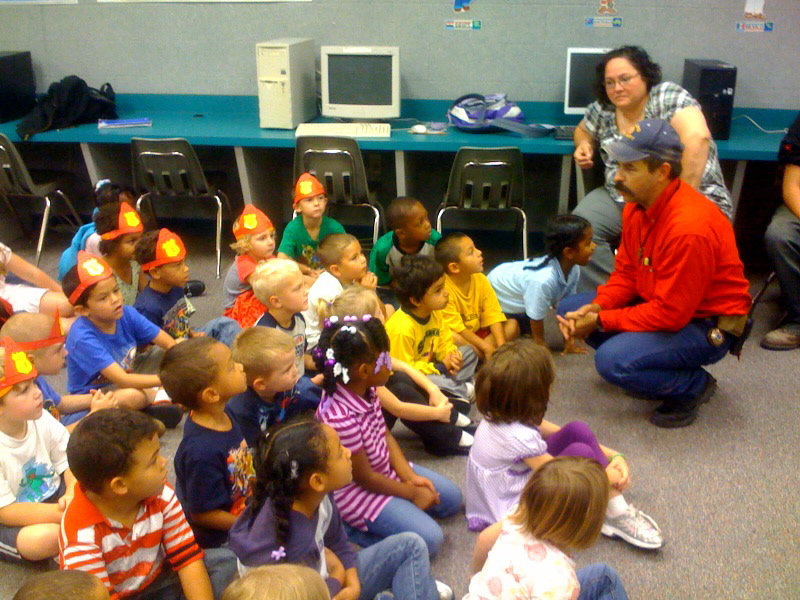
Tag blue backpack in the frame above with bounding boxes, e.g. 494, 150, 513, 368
446, 93, 551, 137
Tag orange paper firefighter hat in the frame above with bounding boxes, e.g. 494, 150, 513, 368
68, 252, 114, 305
99, 202, 144, 240
233, 205, 274, 240
293, 173, 325, 207
0, 337, 38, 397
140, 229, 187, 271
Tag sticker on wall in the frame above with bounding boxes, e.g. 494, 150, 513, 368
585, 16, 623, 28
743, 0, 766, 20
453, 0, 473, 12
597, 0, 617, 15
445, 19, 482, 30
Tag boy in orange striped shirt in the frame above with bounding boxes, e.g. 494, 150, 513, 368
59, 408, 236, 599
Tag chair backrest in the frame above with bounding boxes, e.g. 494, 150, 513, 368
0, 133, 37, 195
293, 136, 370, 205
131, 137, 212, 197
444, 147, 524, 210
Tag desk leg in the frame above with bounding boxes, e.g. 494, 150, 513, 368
395, 150, 406, 197
558, 154, 572, 214
731, 160, 747, 219
80, 143, 99, 184
234, 147, 253, 205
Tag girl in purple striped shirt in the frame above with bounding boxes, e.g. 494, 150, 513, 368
314, 316, 462, 556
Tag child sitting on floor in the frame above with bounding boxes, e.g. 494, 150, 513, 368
92, 201, 146, 305
435, 232, 519, 360
1, 239, 73, 318
160, 337, 253, 550
223, 204, 276, 327
385, 255, 478, 401
314, 317, 462, 556
487, 215, 595, 352
1, 312, 116, 430
302, 233, 378, 349
228, 327, 320, 447
221, 564, 329, 600
14, 570, 110, 600
466, 457, 628, 600
0, 337, 75, 564
62, 252, 182, 428
228, 417, 454, 600
60, 408, 237, 599
465, 338, 663, 550
134, 228, 240, 345
277, 173, 345, 277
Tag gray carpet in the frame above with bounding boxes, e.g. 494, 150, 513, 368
2, 229, 798, 600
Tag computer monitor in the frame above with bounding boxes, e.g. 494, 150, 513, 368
564, 47, 611, 115
320, 46, 400, 120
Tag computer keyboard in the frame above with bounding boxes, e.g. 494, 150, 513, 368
553, 125, 577, 140
295, 122, 392, 138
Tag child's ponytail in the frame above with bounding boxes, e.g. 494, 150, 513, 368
524, 214, 591, 271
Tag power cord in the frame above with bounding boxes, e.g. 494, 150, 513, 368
733, 114, 789, 134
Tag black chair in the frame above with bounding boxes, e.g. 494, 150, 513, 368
437, 146, 528, 259
293, 136, 383, 248
131, 137, 231, 278
0, 133, 82, 266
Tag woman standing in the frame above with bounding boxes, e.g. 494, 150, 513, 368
572, 46, 732, 291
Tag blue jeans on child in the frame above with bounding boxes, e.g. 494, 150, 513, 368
130, 546, 237, 600
558, 293, 731, 401
345, 464, 462, 556
577, 563, 629, 600
428, 345, 479, 400
357, 532, 439, 600
197, 316, 241, 347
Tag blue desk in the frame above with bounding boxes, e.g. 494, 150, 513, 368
1, 95, 792, 215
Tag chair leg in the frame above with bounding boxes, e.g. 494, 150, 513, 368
54, 189, 82, 228
36, 195, 52, 267
436, 207, 447, 233
214, 195, 223, 279
369, 205, 381, 246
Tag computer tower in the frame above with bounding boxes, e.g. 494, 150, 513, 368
0, 51, 35, 123
682, 59, 737, 140
256, 38, 317, 129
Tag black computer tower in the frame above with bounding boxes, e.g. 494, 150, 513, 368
0, 51, 35, 123
682, 59, 737, 140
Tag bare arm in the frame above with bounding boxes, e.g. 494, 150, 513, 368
488, 321, 506, 348
350, 449, 416, 501
190, 509, 238, 532
100, 362, 160, 389
530, 319, 546, 346
376, 386, 451, 423
176, 559, 214, 600
5, 253, 63, 292
783, 164, 800, 219
671, 105, 711, 188
390, 357, 449, 406
151, 330, 177, 350
471, 521, 502, 573
457, 327, 495, 360
0, 502, 62, 526
573, 120, 596, 170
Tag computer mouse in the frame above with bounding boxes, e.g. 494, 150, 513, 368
410, 124, 427, 134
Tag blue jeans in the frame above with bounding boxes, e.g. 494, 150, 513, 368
357, 532, 438, 600
428, 345, 479, 400
558, 293, 731, 401
577, 563, 628, 600
197, 316, 241, 347
131, 546, 237, 600
346, 464, 462, 556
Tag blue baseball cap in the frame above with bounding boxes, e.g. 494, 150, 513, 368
605, 118, 684, 164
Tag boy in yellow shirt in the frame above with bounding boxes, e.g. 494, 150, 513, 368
435, 233, 519, 359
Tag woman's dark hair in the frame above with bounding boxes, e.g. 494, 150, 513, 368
594, 45, 662, 107
313, 317, 390, 394
524, 214, 591, 271
249, 417, 329, 549
390, 255, 445, 311
94, 201, 123, 256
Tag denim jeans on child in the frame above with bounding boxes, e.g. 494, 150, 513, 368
197, 316, 242, 347
429, 344, 479, 400
577, 563, 629, 600
130, 546, 237, 600
558, 293, 731, 401
345, 464, 463, 556
357, 532, 439, 600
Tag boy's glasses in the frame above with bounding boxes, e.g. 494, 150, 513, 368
604, 73, 641, 89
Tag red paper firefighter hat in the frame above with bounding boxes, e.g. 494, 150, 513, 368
15, 310, 66, 352
293, 173, 325, 207
99, 202, 144, 240
232, 205, 274, 240
0, 337, 38, 398
140, 229, 187, 271
68, 252, 114, 305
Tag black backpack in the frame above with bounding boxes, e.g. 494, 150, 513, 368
16, 75, 117, 140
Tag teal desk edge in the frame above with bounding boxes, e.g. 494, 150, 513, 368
0, 95, 793, 161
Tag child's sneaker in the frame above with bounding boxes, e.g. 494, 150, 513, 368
435, 581, 454, 600
601, 504, 663, 549
464, 382, 475, 402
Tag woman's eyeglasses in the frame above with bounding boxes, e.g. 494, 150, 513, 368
604, 73, 641, 89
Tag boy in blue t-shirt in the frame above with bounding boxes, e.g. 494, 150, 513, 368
133, 228, 240, 346
228, 326, 319, 447
160, 337, 253, 549
0, 312, 115, 430
62, 252, 182, 427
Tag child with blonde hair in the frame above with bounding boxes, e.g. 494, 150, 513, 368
466, 338, 662, 550
221, 564, 329, 600
223, 204, 276, 326
466, 457, 628, 600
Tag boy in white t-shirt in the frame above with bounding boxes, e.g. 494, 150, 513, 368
0, 336, 75, 563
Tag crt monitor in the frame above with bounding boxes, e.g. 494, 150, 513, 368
321, 46, 400, 120
564, 47, 611, 115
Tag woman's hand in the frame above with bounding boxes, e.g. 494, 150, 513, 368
574, 141, 595, 170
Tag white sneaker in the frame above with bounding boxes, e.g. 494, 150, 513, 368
454, 412, 471, 427
435, 580, 454, 600
464, 382, 475, 402
601, 504, 663, 549
458, 431, 474, 447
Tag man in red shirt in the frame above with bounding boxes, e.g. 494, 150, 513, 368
559, 118, 751, 428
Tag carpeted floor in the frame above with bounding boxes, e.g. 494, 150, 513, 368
2, 228, 798, 600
